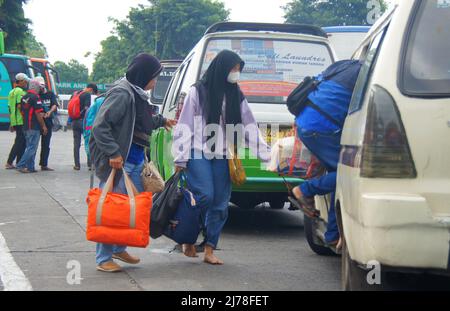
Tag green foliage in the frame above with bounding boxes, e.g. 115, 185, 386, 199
25, 31, 47, 58
284, 0, 388, 27
0, 0, 30, 53
91, 0, 229, 83
54, 59, 89, 83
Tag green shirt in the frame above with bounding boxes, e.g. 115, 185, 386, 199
8, 87, 26, 127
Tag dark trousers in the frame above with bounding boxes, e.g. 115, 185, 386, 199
7, 125, 26, 165
72, 119, 83, 168
73, 118, 91, 168
39, 126, 52, 167
298, 128, 342, 243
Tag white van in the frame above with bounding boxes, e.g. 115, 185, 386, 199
335, 0, 450, 290
151, 22, 337, 210
322, 26, 370, 60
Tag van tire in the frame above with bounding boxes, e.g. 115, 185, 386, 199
269, 199, 286, 210
341, 238, 383, 291
304, 215, 336, 257
268, 193, 287, 210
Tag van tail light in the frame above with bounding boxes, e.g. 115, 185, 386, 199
360, 86, 417, 178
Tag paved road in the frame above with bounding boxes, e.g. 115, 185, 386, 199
0, 130, 341, 291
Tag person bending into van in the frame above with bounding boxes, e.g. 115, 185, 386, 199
36, 77, 58, 171
5, 73, 29, 169
292, 60, 362, 248
16, 78, 48, 173
73, 83, 98, 171
173, 50, 270, 265
90, 53, 176, 273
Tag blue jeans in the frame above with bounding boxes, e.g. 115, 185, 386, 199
298, 128, 341, 243
96, 161, 144, 265
185, 151, 232, 249
16, 130, 41, 171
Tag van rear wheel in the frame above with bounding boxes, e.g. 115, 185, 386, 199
341, 238, 383, 291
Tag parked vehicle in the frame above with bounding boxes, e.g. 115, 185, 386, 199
330, 0, 450, 290
0, 54, 35, 127
323, 26, 370, 60
149, 60, 182, 114
150, 22, 337, 209
30, 58, 60, 95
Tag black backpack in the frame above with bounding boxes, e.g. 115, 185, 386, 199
286, 60, 362, 128
286, 76, 320, 117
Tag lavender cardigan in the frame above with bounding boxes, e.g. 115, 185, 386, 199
172, 86, 271, 168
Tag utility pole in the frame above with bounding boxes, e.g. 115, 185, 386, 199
154, 19, 158, 55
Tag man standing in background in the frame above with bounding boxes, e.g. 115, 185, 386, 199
72, 83, 98, 171
36, 76, 58, 171
5, 73, 29, 170
15, 78, 48, 174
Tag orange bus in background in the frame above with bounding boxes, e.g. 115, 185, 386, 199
30, 58, 60, 95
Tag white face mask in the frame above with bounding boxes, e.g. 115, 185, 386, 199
227, 71, 240, 84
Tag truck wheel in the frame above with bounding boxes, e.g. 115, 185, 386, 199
303, 214, 336, 256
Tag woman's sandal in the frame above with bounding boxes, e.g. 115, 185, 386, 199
288, 196, 320, 219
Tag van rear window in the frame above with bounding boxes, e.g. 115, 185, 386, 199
152, 67, 177, 103
200, 38, 333, 104
402, 0, 450, 97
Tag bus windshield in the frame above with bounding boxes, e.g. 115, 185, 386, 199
200, 38, 333, 104
0, 57, 29, 87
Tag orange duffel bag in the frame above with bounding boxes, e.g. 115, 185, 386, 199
86, 168, 152, 248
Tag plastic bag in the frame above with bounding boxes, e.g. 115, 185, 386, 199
268, 136, 324, 179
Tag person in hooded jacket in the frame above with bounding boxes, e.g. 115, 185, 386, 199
173, 50, 271, 265
90, 53, 177, 273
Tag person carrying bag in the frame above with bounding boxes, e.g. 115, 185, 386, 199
89, 53, 176, 273
172, 50, 271, 265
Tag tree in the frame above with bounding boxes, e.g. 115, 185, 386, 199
0, 0, 31, 53
25, 31, 48, 58
54, 59, 89, 83
91, 0, 229, 83
284, 0, 388, 27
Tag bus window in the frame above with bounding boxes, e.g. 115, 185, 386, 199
0, 58, 28, 87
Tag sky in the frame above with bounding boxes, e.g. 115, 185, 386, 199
24, 0, 291, 71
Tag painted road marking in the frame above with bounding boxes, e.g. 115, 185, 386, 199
0, 232, 32, 291
0, 187, 17, 191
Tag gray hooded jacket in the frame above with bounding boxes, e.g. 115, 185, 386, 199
90, 78, 165, 184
